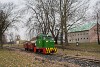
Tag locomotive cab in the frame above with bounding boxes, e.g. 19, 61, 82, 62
36, 34, 57, 54
36, 34, 54, 48
42, 35, 55, 48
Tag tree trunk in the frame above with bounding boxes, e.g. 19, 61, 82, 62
64, 31, 69, 45
60, 0, 63, 45
0, 35, 3, 49
97, 13, 100, 44
60, 24, 63, 44
54, 37, 58, 44
63, 0, 69, 46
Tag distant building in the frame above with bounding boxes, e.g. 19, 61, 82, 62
30, 37, 36, 43
16, 35, 20, 44
68, 22, 100, 43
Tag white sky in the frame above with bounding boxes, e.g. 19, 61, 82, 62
0, 0, 24, 5
0, 0, 99, 40
0, 0, 98, 5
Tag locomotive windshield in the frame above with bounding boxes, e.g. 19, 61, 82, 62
43, 35, 54, 40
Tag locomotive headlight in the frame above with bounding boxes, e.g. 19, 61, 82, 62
46, 41, 48, 42
54, 41, 55, 42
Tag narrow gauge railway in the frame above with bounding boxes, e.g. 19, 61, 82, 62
5, 46, 100, 67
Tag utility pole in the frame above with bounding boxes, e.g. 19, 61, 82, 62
97, 13, 100, 44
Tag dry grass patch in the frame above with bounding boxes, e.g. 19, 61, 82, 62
57, 49, 100, 60
0, 48, 79, 67
0, 49, 39, 67
55, 43, 100, 60
4, 44, 23, 49
56, 43, 100, 51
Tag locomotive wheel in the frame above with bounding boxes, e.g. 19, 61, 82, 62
25, 48, 26, 51
36, 49, 42, 53
38, 49, 41, 53
26, 48, 28, 51
36, 49, 38, 53
25, 48, 28, 51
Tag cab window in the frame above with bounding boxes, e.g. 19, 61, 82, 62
43, 36, 54, 40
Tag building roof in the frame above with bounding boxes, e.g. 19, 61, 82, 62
69, 22, 96, 32
30, 37, 36, 41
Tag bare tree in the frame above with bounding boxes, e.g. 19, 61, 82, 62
93, 1, 100, 44
59, 0, 90, 46
24, 0, 60, 43
8, 32, 14, 45
23, 0, 90, 46
0, 3, 21, 48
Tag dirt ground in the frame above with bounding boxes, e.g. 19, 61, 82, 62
0, 48, 80, 67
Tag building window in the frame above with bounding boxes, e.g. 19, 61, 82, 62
84, 33, 85, 35
78, 38, 79, 41
81, 38, 82, 39
76, 39, 77, 41
94, 29, 96, 32
84, 38, 85, 39
74, 34, 76, 36
87, 38, 88, 39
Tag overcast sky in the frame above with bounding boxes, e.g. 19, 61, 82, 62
0, 0, 99, 40
0, 0, 24, 5
0, 0, 99, 5
0, 0, 26, 40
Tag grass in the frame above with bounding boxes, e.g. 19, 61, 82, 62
56, 43, 100, 52
6, 43, 100, 52
57, 49, 100, 60
0, 48, 80, 67
56, 43, 100, 60
4, 43, 100, 60
0, 48, 38, 67
4, 44, 23, 48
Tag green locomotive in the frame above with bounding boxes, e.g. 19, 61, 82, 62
24, 34, 57, 54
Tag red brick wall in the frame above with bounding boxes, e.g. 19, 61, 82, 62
89, 24, 100, 43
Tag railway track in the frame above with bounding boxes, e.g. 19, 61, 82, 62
4, 46, 100, 67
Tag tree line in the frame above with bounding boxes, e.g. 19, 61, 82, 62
0, 0, 100, 48
24, 0, 90, 46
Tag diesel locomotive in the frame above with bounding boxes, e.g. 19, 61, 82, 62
23, 34, 57, 54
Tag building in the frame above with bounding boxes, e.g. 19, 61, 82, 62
68, 22, 100, 43
15, 35, 20, 44
30, 37, 36, 43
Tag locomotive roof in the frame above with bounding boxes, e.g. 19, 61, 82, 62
38, 34, 52, 37
30, 37, 36, 41
38, 34, 47, 36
